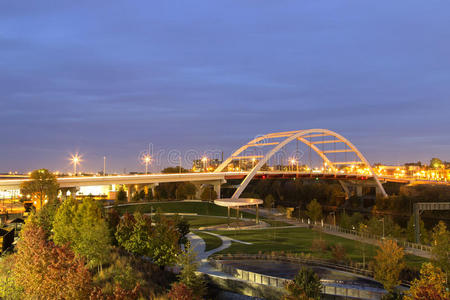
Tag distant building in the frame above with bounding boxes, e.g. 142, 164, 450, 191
192, 158, 222, 172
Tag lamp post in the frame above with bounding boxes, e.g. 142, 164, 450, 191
103, 156, 106, 176
202, 156, 208, 172
143, 154, 152, 175
70, 154, 82, 176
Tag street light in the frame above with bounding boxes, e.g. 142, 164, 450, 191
201, 156, 208, 172
290, 158, 298, 172
142, 154, 152, 174
70, 154, 82, 175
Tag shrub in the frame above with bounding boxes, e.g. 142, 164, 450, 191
330, 243, 347, 263
311, 239, 327, 253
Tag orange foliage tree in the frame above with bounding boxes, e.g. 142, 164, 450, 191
14, 223, 93, 299
404, 263, 450, 300
371, 239, 405, 293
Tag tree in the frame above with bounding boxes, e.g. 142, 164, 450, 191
200, 186, 217, 201
14, 222, 92, 299
53, 197, 78, 246
406, 215, 429, 244
430, 158, 443, 169
174, 216, 190, 245
431, 221, 450, 282
176, 183, 197, 200
177, 242, 206, 299
404, 263, 450, 300
150, 216, 180, 267
53, 197, 111, 270
20, 169, 59, 210
116, 188, 127, 203
284, 267, 322, 300
306, 199, 322, 224
264, 194, 275, 209
371, 239, 405, 293
28, 200, 59, 236
116, 212, 152, 256
0, 255, 23, 299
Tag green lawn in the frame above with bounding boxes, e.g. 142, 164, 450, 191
213, 227, 428, 269
193, 231, 223, 252
113, 201, 291, 228
114, 201, 254, 218
168, 215, 230, 229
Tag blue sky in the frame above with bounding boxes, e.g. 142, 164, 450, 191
1, 1, 449, 173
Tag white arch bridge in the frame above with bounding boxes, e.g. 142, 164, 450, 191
215, 129, 387, 199
0, 129, 387, 200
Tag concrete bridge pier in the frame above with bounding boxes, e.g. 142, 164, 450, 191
126, 184, 135, 202
59, 187, 78, 201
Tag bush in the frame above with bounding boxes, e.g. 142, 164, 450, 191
330, 243, 347, 263
167, 282, 196, 300
310, 239, 327, 253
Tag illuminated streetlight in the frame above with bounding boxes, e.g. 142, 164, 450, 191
201, 156, 208, 172
290, 158, 298, 172
142, 154, 152, 174
70, 153, 82, 175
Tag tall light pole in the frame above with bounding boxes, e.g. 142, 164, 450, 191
143, 154, 152, 175
202, 156, 208, 172
290, 158, 297, 172
70, 154, 82, 176
103, 156, 106, 176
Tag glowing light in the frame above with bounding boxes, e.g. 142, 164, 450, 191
70, 153, 82, 175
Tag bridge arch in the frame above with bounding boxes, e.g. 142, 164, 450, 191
215, 129, 387, 200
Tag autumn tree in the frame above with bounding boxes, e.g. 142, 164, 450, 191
20, 169, 59, 209
0, 255, 22, 299
14, 222, 92, 299
404, 263, 450, 300
371, 239, 405, 293
306, 199, 322, 224
431, 221, 450, 283
284, 267, 322, 300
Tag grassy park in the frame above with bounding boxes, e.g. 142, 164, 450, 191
113, 201, 291, 227
193, 231, 223, 251
113, 201, 428, 268
212, 227, 428, 268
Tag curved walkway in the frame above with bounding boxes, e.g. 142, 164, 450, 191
187, 231, 252, 275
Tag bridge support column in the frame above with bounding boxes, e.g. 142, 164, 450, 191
213, 182, 221, 199
126, 184, 135, 202
59, 188, 69, 201
356, 185, 363, 197
68, 187, 78, 199
414, 204, 421, 244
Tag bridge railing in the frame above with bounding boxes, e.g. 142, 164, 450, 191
297, 219, 433, 253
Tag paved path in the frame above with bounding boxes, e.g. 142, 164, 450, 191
187, 231, 252, 275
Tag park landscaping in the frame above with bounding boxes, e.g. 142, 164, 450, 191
192, 231, 223, 252
113, 201, 292, 227
211, 227, 428, 269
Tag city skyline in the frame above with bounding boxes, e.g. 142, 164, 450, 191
1, 1, 450, 172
